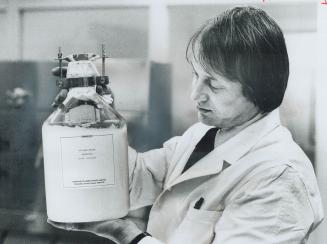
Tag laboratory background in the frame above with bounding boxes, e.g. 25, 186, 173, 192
0, 0, 326, 243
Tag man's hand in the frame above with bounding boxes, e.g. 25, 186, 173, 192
48, 218, 143, 244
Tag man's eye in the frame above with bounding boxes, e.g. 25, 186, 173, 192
208, 80, 223, 90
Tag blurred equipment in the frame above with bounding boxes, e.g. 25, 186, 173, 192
42, 46, 129, 222
5, 87, 32, 108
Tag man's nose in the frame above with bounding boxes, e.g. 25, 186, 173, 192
191, 80, 208, 103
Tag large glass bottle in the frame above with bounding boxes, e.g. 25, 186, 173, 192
42, 50, 129, 222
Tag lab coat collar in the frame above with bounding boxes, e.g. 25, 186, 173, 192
217, 109, 280, 165
168, 109, 281, 187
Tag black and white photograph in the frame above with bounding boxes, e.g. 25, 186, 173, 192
0, 0, 326, 243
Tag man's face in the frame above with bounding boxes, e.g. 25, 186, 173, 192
190, 59, 260, 128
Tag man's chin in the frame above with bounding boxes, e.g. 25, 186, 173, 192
198, 113, 213, 126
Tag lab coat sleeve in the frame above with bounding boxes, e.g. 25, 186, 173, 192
212, 165, 317, 244
128, 136, 180, 211
139, 236, 165, 244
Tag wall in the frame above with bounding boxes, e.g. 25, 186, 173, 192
314, 1, 327, 243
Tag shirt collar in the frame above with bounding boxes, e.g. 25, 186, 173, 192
212, 108, 281, 166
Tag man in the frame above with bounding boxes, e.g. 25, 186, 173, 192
50, 6, 324, 244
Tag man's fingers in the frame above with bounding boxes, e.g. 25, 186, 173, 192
47, 219, 141, 244
47, 219, 70, 230
47, 219, 92, 232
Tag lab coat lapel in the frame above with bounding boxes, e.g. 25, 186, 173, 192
168, 148, 225, 187
166, 123, 213, 188
167, 109, 281, 188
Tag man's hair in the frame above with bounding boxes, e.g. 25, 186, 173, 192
186, 7, 289, 113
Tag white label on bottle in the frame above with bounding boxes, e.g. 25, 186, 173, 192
60, 134, 115, 188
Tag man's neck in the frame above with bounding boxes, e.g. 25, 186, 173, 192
214, 112, 266, 147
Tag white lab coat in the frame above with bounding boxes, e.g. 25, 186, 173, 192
127, 109, 324, 244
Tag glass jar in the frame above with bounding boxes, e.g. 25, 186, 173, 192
42, 54, 129, 222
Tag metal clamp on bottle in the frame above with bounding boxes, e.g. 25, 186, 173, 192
56, 76, 109, 89
55, 45, 109, 89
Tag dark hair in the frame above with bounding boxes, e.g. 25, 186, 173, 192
186, 7, 289, 113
